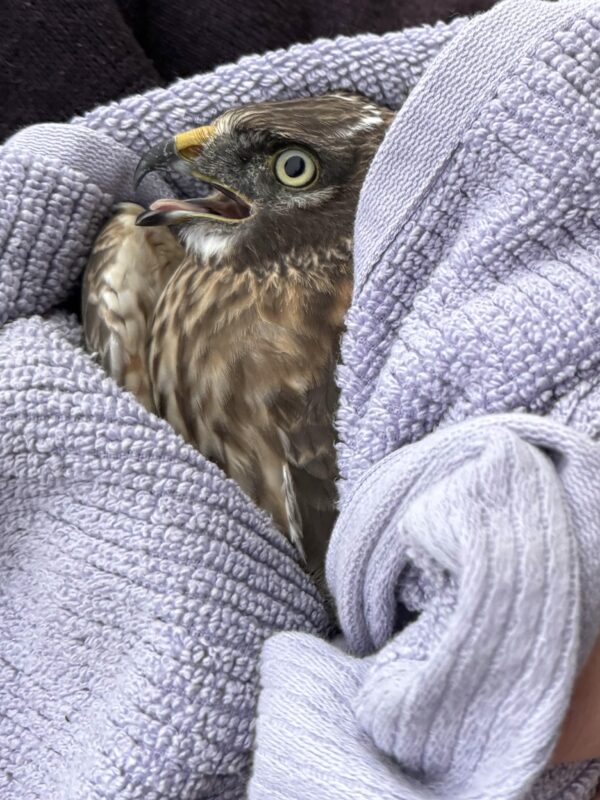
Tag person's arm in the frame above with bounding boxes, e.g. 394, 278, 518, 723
553, 634, 600, 765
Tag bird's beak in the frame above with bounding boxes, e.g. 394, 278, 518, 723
133, 124, 253, 228
133, 125, 216, 188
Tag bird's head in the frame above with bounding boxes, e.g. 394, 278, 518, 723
134, 93, 394, 267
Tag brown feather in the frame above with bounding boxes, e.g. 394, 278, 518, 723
82, 203, 183, 412
149, 252, 352, 577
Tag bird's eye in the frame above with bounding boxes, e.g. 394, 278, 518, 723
274, 149, 317, 188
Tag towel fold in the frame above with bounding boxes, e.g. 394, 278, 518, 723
252, 415, 600, 799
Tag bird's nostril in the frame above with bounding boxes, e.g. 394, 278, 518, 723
177, 145, 204, 162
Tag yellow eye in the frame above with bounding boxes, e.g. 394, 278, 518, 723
274, 148, 317, 188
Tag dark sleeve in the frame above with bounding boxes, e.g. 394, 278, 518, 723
1, 0, 498, 142
120, 0, 499, 82
0, 0, 161, 142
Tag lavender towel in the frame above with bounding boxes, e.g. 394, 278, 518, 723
249, 1, 600, 798
1, 2, 600, 799
0, 14, 460, 800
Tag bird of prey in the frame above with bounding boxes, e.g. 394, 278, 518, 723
82, 93, 393, 585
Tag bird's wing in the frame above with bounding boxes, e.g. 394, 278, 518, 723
82, 202, 184, 413
269, 372, 340, 577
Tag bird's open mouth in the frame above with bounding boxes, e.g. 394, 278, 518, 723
136, 183, 253, 227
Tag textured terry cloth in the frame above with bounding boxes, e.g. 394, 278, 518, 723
0, 16, 467, 800
3, 3, 600, 800
0, 0, 499, 142
248, 1, 600, 799
253, 416, 600, 800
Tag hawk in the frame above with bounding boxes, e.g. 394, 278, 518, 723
82, 93, 393, 586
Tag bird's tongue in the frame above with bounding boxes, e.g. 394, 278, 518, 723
136, 190, 251, 228
149, 193, 248, 219
149, 198, 203, 214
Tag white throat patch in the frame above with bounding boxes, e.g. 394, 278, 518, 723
182, 226, 236, 263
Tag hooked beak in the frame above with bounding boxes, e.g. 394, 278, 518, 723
133, 125, 216, 188
133, 124, 253, 228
